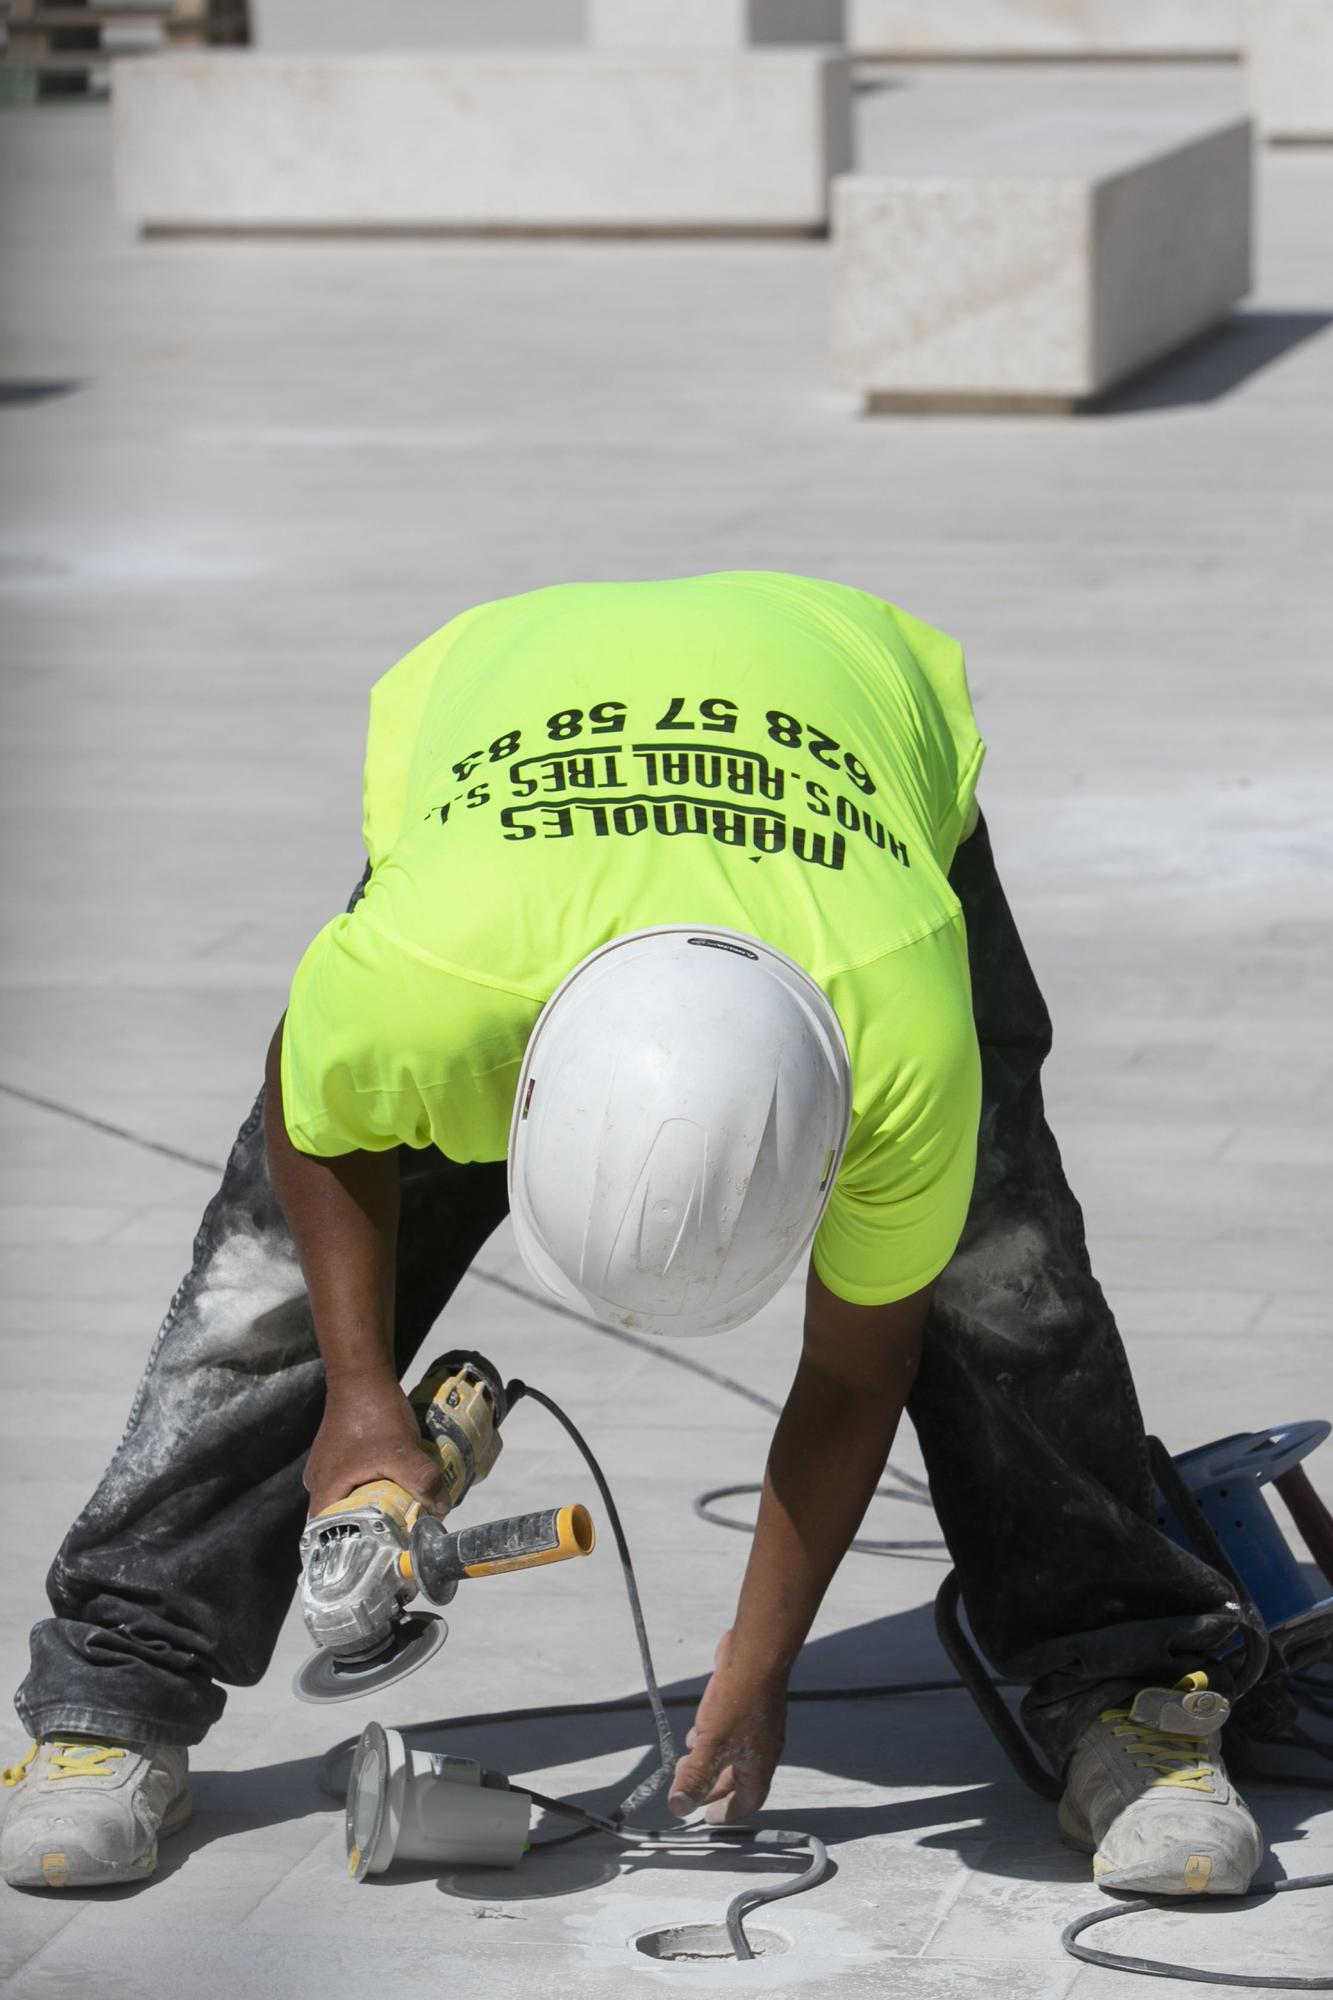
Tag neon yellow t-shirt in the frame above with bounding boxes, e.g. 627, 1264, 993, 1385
281, 572, 986, 1306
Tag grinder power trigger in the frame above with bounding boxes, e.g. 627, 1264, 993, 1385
293, 1351, 595, 1704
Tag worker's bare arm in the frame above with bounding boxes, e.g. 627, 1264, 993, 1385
730, 1267, 930, 1685
668, 1266, 933, 1820
263, 1017, 445, 1515
263, 1017, 399, 1386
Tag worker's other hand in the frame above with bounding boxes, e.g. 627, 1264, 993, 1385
667, 1629, 786, 1824
304, 1374, 448, 1519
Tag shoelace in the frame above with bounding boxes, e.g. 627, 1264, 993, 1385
1, 1743, 36, 1788
2, 1740, 127, 1786
1101, 1710, 1217, 1792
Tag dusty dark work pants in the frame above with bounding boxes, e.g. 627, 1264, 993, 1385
17, 816, 1242, 1765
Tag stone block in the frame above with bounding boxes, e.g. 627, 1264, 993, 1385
1242, 0, 1333, 140
830, 112, 1252, 409
848, 1, 1240, 59
112, 51, 853, 233
249, 0, 584, 51
588, 0, 845, 47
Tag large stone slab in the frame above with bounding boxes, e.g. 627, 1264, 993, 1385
250, 0, 585, 50
849, 1, 1240, 59
112, 50, 853, 233
588, 0, 845, 46
1242, 0, 1333, 141
831, 112, 1252, 410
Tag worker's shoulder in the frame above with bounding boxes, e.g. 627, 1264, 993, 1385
825, 910, 974, 1057
368, 578, 675, 701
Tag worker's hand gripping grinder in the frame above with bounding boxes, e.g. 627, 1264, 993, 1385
293, 1350, 594, 1703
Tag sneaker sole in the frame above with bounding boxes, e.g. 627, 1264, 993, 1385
1090, 1846, 1254, 1897
2, 1787, 192, 1892
1058, 1788, 1258, 1898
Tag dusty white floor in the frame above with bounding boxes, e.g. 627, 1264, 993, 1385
1, 64, 1331, 2000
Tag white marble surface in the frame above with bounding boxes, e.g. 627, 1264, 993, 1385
1, 64, 1331, 2000
849, 0, 1241, 58
831, 111, 1252, 404
111, 49, 853, 232
249, 0, 586, 51
588, 0, 845, 47
1242, 0, 1333, 140
1091, 118, 1252, 390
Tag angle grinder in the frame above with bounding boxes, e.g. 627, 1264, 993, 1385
293, 1350, 595, 1704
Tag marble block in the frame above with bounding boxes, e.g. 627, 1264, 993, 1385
250, 0, 584, 49
1242, 0, 1333, 140
588, 0, 845, 46
112, 50, 853, 233
831, 112, 1252, 409
848, 0, 1240, 59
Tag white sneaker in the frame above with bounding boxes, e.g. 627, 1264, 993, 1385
1, 1737, 191, 1890
1058, 1674, 1262, 1896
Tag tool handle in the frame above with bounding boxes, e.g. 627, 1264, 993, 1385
412, 1504, 595, 1600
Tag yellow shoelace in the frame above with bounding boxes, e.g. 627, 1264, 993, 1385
2, 1740, 127, 1786
1, 1743, 37, 1787
1101, 1711, 1216, 1792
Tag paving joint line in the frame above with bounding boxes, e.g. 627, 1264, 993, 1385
0, 1078, 791, 1419
0, 1080, 223, 1176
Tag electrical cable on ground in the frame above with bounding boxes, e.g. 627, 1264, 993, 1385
722, 1832, 831, 1960
509, 1391, 1333, 1976
506, 1380, 677, 1823
695, 1480, 946, 1561
11, 1085, 1332, 1978
317, 1379, 1331, 1977
1061, 1874, 1333, 1990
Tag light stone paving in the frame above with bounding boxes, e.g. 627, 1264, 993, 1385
1, 63, 1331, 2000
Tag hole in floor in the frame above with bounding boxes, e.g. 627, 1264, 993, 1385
634, 1923, 791, 1963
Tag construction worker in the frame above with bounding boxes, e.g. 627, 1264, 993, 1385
3, 573, 1259, 1898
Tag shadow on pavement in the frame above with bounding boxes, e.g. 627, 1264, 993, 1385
1097, 310, 1333, 414
0, 380, 84, 408
164, 1600, 1331, 1902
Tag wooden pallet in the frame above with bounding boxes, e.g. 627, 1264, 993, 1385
0, 0, 247, 97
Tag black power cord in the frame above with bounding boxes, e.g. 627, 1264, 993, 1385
519, 1789, 828, 1961
328, 1375, 1333, 1977
507, 1380, 679, 1824
321, 1378, 834, 1960
1061, 1876, 1333, 1989
303, 1342, 1333, 1974
498, 1382, 826, 1959
524, 1374, 1333, 1982
695, 1479, 947, 1561
20, 1064, 1333, 1972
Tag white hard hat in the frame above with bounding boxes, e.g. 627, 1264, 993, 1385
507, 927, 852, 1336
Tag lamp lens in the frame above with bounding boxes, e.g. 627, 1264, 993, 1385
350, 1744, 385, 1854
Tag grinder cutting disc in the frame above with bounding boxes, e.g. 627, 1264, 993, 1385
292, 1612, 447, 1706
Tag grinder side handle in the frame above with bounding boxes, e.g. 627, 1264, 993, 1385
412, 1505, 595, 1601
